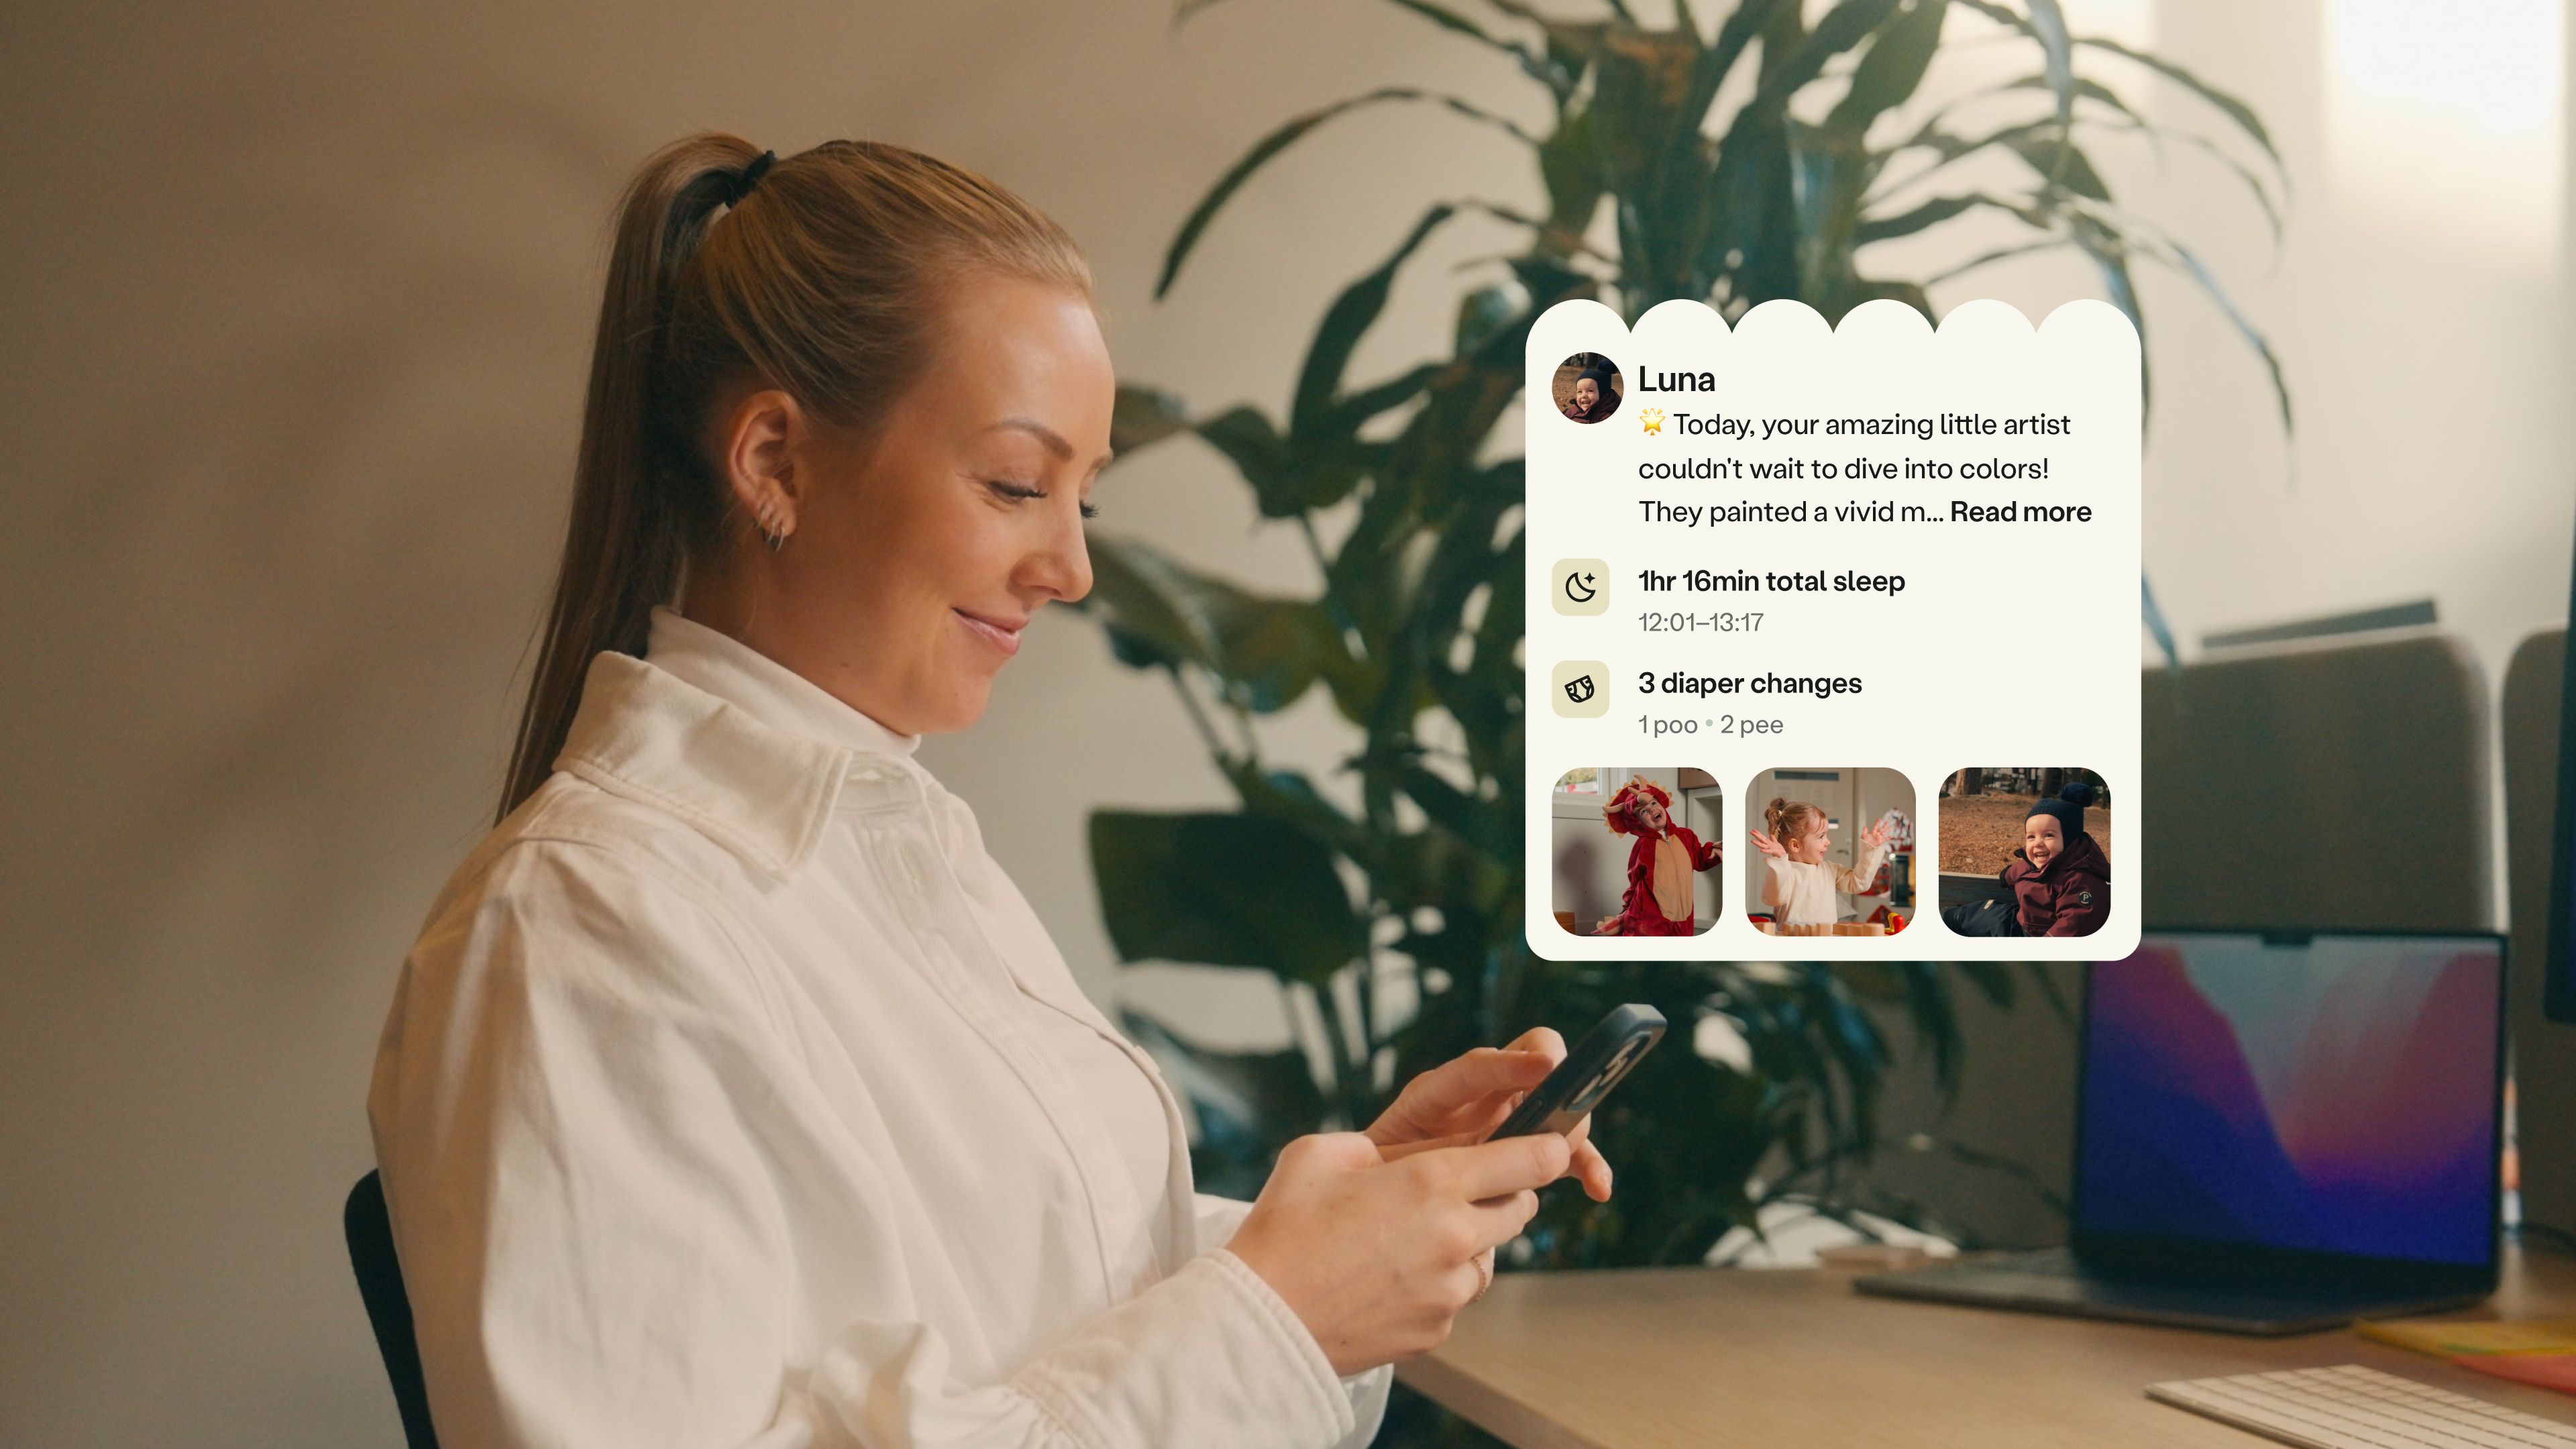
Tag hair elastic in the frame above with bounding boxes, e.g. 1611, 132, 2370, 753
720, 150, 777, 207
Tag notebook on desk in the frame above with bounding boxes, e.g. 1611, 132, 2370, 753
1858, 930, 2507, 1336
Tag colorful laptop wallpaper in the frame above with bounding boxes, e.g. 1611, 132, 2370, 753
2075, 936, 2501, 1267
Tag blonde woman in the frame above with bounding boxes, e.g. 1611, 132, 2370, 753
368, 136, 1611, 1448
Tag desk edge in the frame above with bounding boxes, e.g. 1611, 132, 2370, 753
1397, 1352, 1619, 1449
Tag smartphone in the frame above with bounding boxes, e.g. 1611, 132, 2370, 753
1487, 1004, 1667, 1140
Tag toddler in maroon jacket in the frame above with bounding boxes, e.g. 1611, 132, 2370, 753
2000, 786, 2110, 936
1561, 367, 1620, 423
1941, 784, 2110, 937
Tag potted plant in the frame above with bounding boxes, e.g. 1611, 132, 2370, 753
1085, 1, 2277, 1438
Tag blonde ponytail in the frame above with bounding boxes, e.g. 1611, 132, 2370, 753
1765, 796, 1825, 843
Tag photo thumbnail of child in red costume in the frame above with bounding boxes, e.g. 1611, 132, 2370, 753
1547, 768, 1723, 936
1593, 774, 1723, 936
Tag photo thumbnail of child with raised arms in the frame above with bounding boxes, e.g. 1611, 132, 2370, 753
1752, 800, 1886, 926
1742, 768, 1915, 936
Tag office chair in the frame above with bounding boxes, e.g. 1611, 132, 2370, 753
344, 1170, 439, 1449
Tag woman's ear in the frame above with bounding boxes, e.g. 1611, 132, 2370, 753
717, 388, 807, 545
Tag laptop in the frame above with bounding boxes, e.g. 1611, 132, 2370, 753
1856, 929, 2507, 1336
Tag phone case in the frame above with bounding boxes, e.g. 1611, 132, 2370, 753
1488, 1004, 1668, 1140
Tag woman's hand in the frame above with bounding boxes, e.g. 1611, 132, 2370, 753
1228, 1132, 1573, 1375
1748, 828, 1787, 859
1364, 1028, 1612, 1201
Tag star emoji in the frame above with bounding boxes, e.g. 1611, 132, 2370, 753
1640, 407, 1666, 435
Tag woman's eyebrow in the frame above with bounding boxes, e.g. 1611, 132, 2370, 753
985, 416, 1073, 459
985, 416, 1116, 473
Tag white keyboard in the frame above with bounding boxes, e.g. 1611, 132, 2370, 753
2148, 1364, 2576, 1448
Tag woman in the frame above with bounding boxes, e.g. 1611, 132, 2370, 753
368, 134, 1613, 1448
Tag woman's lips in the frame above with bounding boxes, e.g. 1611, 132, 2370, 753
953, 608, 1026, 658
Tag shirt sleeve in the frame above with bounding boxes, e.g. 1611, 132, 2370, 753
1761, 856, 1793, 911
370, 840, 1360, 1449
1827, 841, 1891, 896
2043, 871, 2111, 936
1191, 1197, 1393, 1448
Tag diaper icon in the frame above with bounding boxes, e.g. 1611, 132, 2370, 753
1551, 661, 1609, 717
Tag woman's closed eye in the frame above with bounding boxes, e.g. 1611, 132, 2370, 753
981, 478, 1099, 520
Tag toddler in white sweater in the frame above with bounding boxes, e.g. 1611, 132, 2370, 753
1750, 797, 1892, 926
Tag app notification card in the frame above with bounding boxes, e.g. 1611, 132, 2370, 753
1527, 298, 2141, 959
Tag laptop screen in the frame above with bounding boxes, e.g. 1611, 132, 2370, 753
2074, 932, 2504, 1269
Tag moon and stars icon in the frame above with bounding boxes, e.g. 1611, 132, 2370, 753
1551, 558, 1609, 616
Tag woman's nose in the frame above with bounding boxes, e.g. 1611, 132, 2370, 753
1022, 513, 1093, 604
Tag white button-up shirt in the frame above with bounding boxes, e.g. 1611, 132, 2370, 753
368, 609, 1389, 1448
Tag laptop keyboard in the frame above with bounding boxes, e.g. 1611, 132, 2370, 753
2149, 1364, 2576, 1448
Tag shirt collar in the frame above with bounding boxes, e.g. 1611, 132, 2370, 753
644, 607, 920, 759
546, 610, 922, 879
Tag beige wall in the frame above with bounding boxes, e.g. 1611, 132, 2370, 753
5, 3, 2573, 1446
2135, 2, 2576, 684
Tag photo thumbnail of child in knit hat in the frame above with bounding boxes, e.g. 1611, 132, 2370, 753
1939, 775, 2111, 938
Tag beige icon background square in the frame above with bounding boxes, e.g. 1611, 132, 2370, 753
1550, 660, 1609, 717
1552, 557, 1609, 615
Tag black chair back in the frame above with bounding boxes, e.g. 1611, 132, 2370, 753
344, 1170, 439, 1448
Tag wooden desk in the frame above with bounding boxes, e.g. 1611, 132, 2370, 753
1401, 1246, 2576, 1447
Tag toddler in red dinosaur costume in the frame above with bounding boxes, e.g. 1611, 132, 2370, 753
1593, 775, 1722, 935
